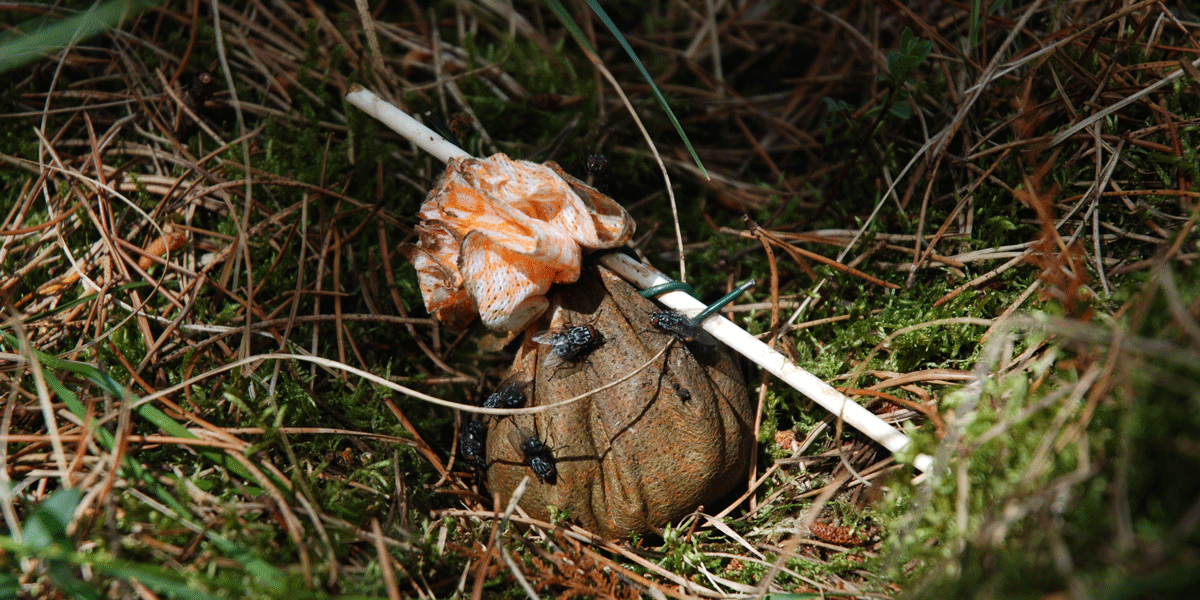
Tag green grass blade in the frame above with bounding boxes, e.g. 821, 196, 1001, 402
0, 331, 287, 591
543, 0, 709, 179
0, 0, 160, 74
0, 533, 226, 599
1, 330, 251, 477
93, 561, 221, 600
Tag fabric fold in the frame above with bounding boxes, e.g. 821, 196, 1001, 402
402, 153, 634, 333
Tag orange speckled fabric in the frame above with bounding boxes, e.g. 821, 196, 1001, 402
402, 153, 634, 333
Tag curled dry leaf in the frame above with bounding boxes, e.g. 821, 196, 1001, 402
487, 266, 753, 538
774, 429, 800, 453
403, 153, 634, 333
808, 521, 872, 547
138, 226, 189, 270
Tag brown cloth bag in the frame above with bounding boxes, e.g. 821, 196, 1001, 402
487, 265, 754, 538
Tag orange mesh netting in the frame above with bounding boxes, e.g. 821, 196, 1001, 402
403, 153, 634, 333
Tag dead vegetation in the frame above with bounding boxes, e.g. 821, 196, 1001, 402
2, 0, 1199, 598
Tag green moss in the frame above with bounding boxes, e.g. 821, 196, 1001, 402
878, 280, 1200, 597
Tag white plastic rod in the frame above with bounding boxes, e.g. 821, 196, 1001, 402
346, 85, 469, 163
346, 85, 933, 473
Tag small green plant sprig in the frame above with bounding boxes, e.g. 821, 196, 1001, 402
886, 29, 934, 82
823, 26, 932, 132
